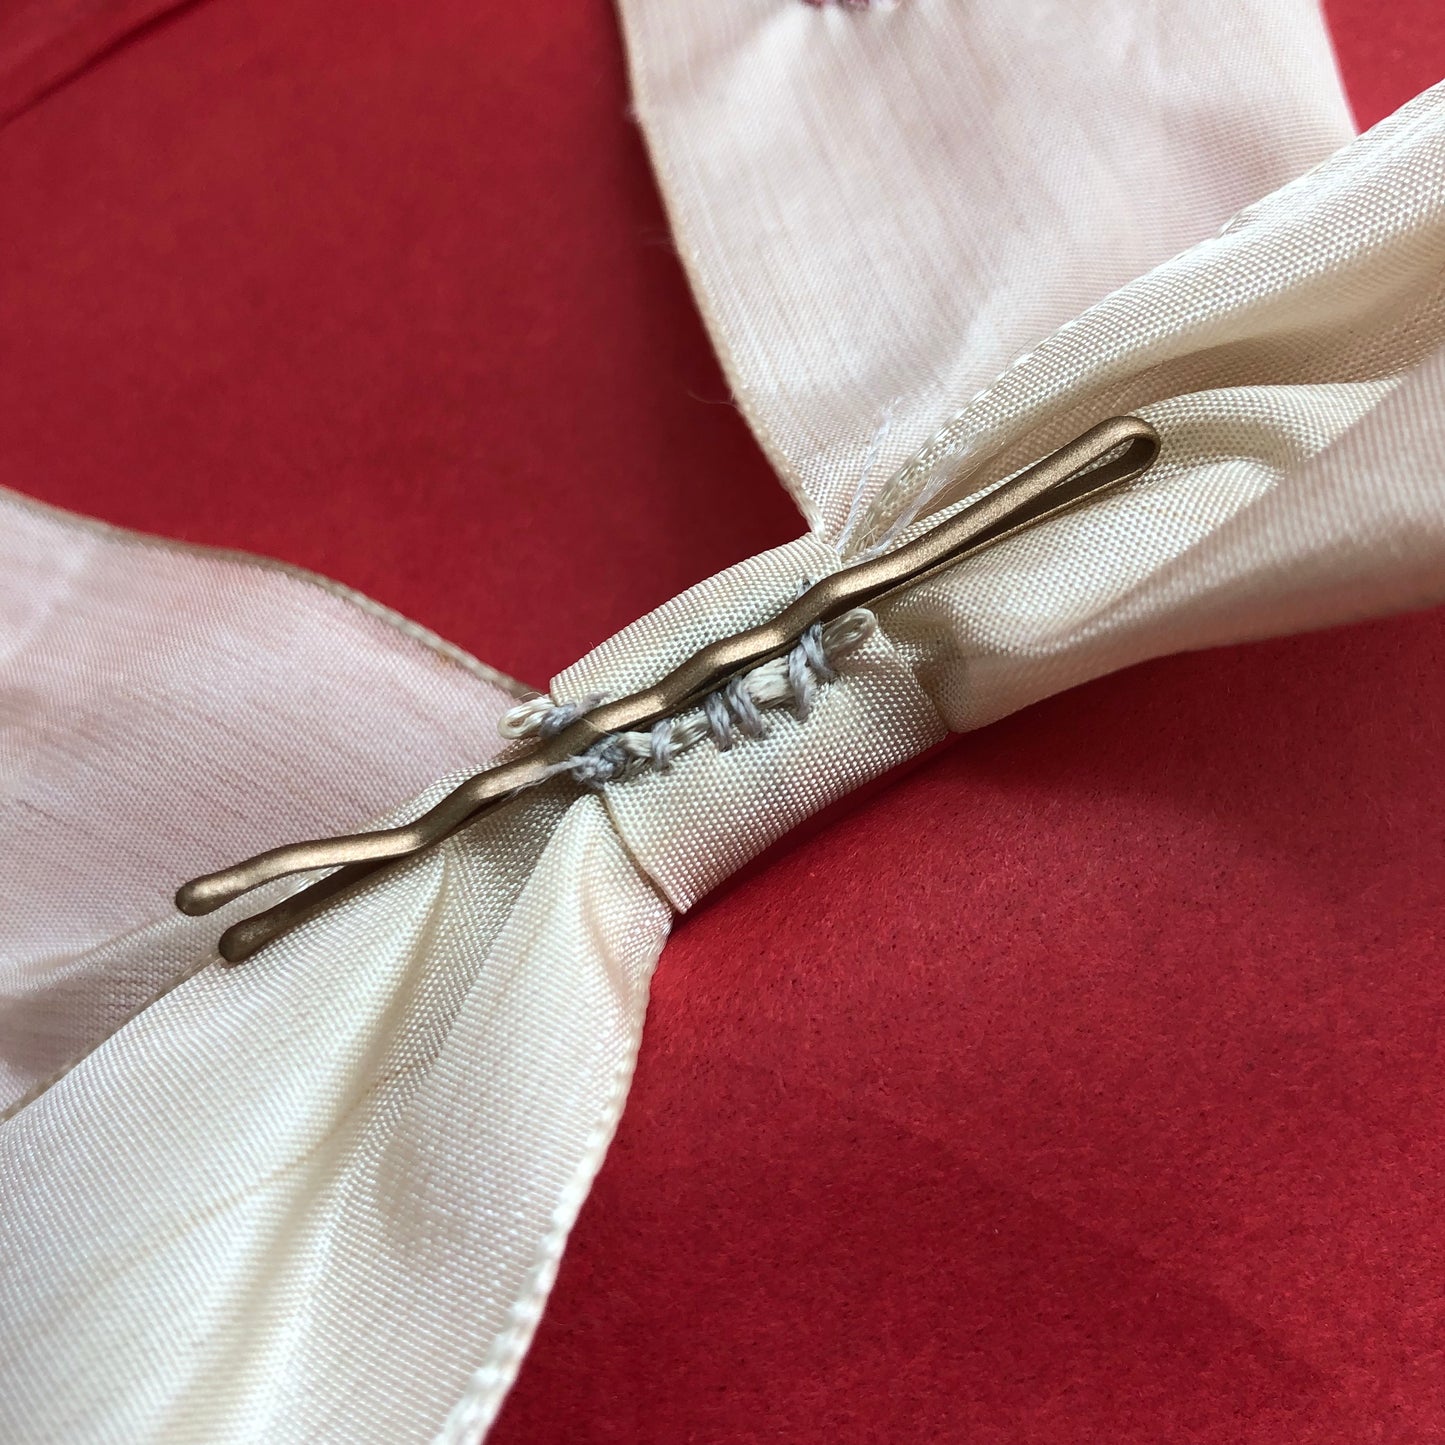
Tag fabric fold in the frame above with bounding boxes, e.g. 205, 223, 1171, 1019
0, 0, 195, 126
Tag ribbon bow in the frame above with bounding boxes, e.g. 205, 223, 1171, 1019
4, 16, 1445, 1445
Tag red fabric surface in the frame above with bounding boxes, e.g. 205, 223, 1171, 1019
0, 0, 191, 124
1, 3, 1443, 1442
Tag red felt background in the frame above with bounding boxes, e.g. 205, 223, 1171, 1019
1, 4, 1443, 1442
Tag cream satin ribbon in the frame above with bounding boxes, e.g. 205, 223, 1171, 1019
4, 7, 1445, 1444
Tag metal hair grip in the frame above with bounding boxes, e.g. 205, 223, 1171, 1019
177, 415, 1159, 962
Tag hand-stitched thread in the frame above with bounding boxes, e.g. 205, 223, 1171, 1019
497, 608, 876, 786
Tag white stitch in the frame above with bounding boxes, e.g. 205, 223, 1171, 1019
723, 675, 766, 737
703, 691, 735, 751
786, 643, 815, 720
541, 692, 605, 739
648, 716, 675, 771
494, 695, 557, 739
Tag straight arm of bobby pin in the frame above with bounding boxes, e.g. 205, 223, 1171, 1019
178, 415, 1159, 961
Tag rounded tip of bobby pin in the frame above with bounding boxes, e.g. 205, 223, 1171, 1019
175, 875, 232, 916
217, 921, 263, 965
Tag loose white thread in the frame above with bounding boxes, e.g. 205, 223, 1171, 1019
498, 607, 876, 787
837, 398, 899, 559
